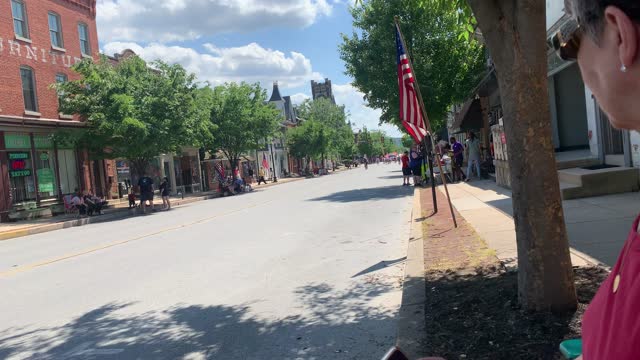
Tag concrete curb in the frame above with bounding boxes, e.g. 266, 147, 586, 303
396, 188, 427, 358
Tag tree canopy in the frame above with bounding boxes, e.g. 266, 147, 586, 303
340, 0, 487, 131
55, 55, 205, 177
203, 82, 282, 169
294, 98, 355, 164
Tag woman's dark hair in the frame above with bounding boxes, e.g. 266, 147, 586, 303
565, 0, 640, 42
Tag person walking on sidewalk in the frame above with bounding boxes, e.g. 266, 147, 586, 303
555, 2, 640, 359
257, 167, 267, 185
159, 177, 171, 210
401, 151, 411, 186
465, 131, 481, 181
451, 137, 466, 182
138, 174, 154, 214
409, 146, 422, 186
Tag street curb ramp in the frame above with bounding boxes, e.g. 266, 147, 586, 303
396, 188, 427, 359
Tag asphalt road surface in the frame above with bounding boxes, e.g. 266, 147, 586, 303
0, 164, 414, 360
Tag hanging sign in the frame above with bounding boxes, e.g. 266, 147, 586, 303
37, 168, 55, 192
10, 169, 32, 178
9, 152, 29, 160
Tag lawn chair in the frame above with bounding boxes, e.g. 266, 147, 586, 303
432, 157, 453, 184
62, 195, 79, 216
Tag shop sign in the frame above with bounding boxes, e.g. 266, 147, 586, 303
116, 160, 130, 174
11, 159, 27, 170
5, 134, 31, 149
9, 152, 29, 160
0, 38, 89, 68
34, 136, 53, 149
37, 168, 55, 192
10, 169, 31, 178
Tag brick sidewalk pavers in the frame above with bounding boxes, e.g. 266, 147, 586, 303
419, 188, 500, 272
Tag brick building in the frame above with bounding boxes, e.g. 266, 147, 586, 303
0, 0, 112, 220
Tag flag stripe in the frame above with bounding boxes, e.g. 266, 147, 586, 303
396, 26, 428, 144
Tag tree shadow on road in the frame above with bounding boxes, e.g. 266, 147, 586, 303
309, 186, 414, 203
0, 279, 401, 359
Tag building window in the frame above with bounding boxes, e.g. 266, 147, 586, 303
57, 149, 78, 195
78, 23, 90, 56
55, 73, 68, 110
11, 0, 29, 39
20, 67, 38, 112
48, 12, 63, 48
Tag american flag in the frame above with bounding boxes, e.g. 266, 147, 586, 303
214, 161, 225, 182
396, 26, 428, 143
262, 153, 269, 170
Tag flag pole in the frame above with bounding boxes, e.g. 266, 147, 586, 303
394, 16, 458, 228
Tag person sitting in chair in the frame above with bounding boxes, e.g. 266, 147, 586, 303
71, 190, 87, 216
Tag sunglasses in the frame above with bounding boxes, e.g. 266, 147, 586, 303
552, 19, 582, 61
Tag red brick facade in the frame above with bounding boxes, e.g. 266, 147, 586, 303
0, 0, 99, 120
0, 0, 110, 220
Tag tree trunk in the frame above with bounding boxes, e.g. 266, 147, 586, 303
131, 159, 150, 181
467, 0, 577, 312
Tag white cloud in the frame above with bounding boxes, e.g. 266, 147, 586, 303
97, 0, 333, 43
333, 84, 402, 137
290, 93, 310, 105
102, 42, 323, 89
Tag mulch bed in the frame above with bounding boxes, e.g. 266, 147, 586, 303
424, 266, 609, 360
419, 188, 611, 359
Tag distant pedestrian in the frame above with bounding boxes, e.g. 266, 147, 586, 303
128, 190, 136, 209
401, 151, 411, 186
409, 147, 422, 186
138, 174, 154, 214
465, 132, 481, 181
159, 177, 171, 210
248, 166, 254, 184
451, 137, 466, 182
257, 168, 267, 185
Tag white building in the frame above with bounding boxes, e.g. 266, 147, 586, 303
256, 82, 292, 179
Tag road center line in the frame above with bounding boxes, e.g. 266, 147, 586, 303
0, 200, 272, 278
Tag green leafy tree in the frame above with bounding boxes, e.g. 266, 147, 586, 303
340, 0, 486, 130
203, 82, 281, 171
401, 134, 414, 149
296, 98, 352, 167
55, 55, 204, 178
287, 120, 331, 173
356, 128, 384, 158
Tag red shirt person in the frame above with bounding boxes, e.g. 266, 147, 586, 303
401, 151, 411, 186
560, 1, 640, 358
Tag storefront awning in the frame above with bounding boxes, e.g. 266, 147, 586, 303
452, 98, 483, 133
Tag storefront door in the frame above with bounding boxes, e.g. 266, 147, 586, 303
598, 106, 631, 166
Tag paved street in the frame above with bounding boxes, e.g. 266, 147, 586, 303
0, 165, 413, 360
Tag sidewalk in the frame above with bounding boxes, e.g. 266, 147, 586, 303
0, 175, 308, 242
439, 179, 636, 267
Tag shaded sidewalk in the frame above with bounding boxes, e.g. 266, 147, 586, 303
439, 180, 635, 267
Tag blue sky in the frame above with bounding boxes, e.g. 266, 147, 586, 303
96, 0, 402, 137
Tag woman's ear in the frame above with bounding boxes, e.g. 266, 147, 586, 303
604, 6, 639, 68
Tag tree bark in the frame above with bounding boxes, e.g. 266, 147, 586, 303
467, 0, 577, 312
